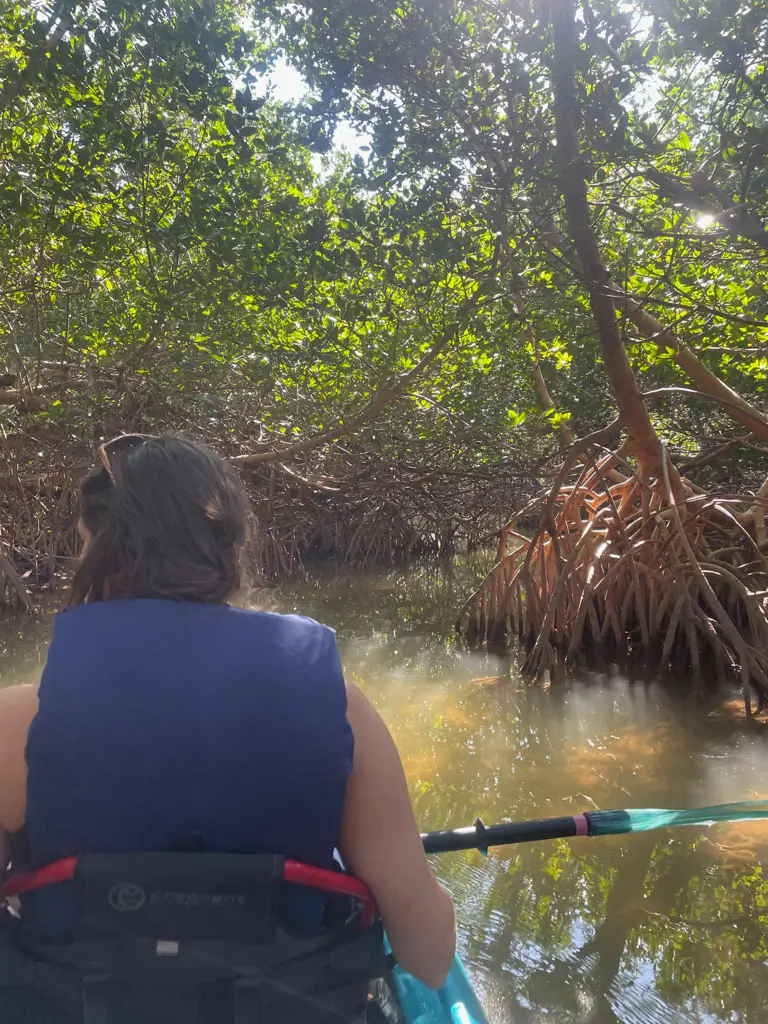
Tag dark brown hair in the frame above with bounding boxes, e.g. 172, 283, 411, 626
70, 436, 249, 606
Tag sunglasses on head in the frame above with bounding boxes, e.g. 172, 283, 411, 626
98, 433, 157, 481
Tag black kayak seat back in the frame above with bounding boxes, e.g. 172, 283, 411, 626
0, 852, 386, 1024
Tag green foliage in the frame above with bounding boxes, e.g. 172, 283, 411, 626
255, 0, 768, 478
3, 0, 768, 482
0, 0, 540, 472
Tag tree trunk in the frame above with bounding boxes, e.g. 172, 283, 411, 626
549, 0, 669, 484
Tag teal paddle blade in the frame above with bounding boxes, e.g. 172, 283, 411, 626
588, 799, 768, 836
385, 938, 489, 1024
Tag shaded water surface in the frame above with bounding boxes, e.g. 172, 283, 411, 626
3, 562, 768, 1023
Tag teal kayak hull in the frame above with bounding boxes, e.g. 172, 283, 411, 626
390, 952, 489, 1024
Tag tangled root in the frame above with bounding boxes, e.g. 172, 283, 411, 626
459, 447, 768, 714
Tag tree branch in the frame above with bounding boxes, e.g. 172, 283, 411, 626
645, 167, 768, 252
232, 259, 499, 468
0, 388, 49, 412
617, 298, 768, 444
531, 209, 768, 445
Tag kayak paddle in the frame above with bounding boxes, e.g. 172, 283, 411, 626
421, 799, 768, 854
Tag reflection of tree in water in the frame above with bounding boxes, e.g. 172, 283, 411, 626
378, 678, 768, 1022
274, 557, 496, 645
438, 826, 768, 1022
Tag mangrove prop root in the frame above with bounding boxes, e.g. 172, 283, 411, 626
459, 448, 768, 711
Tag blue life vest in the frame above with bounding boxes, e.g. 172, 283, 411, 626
24, 599, 354, 938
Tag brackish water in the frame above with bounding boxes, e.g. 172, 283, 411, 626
3, 562, 768, 1023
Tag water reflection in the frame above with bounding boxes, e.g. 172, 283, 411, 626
3, 562, 768, 1022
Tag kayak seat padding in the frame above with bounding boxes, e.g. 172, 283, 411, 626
0, 853, 383, 1024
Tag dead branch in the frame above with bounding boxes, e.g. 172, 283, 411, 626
0, 389, 49, 412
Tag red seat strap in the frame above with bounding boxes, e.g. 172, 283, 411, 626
1, 856, 77, 899
1, 856, 376, 929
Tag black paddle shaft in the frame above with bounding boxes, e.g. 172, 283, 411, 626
420, 815, 582, 854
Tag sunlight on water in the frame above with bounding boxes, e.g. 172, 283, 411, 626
3, 560, 768, 1022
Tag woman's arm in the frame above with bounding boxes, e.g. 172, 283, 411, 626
339, 682, 456, 989
0, 684, 39, 859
